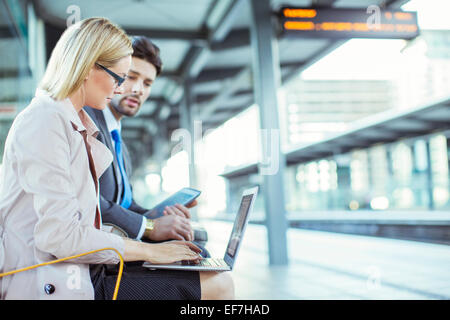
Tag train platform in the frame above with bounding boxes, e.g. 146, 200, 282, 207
202, 220, 450, 300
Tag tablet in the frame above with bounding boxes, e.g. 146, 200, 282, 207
146, 187, 201, 217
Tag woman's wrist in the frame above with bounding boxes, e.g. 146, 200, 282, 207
122, 238, 150, 262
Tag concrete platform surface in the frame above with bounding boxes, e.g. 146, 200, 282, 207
202, 220, 450, 300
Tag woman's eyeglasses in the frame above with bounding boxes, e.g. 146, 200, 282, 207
95, 63, 126, 87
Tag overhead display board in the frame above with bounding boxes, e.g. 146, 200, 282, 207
279, 7, 419, 39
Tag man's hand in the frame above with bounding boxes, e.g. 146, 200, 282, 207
145, 215, 194, 242
185, 199, 198, 209
163, 202, 196, 219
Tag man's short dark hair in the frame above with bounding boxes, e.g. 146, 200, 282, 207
131, 36, 163, 76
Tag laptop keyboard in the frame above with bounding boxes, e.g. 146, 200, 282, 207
181, 258, 227, 267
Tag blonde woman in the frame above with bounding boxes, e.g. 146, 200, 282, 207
0, 17, 233, 300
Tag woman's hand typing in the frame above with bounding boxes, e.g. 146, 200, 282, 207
123, 239, 202, 264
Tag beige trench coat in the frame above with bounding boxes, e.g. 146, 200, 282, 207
0, 89, 125, 299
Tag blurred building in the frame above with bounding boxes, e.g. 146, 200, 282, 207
283, 79, 393, 146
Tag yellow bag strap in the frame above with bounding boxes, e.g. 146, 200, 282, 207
0, 247, 124, 300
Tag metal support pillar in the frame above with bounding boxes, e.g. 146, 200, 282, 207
425, 141, 435, 210
179, 80, 199, 220
152, 114, 167, 192
249, 0, 288, 265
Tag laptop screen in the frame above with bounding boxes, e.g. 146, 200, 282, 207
225, 193, 255, 258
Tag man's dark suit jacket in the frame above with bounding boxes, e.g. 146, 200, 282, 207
84, 106, 152, 238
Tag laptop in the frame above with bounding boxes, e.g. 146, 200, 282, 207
143, 186, 259, 271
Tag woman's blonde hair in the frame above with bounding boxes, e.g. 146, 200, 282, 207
39, 17, 133, 100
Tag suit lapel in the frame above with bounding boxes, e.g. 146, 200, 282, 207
92, 109, 123, 204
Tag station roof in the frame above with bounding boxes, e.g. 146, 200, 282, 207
2, 0, 410, 167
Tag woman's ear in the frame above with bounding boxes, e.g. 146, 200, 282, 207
85, 66, 94, 81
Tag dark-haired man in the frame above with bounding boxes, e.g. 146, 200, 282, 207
85, 37, 196, 243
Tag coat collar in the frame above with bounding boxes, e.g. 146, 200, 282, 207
34, 89, 112, 178
35, 89, 100, 138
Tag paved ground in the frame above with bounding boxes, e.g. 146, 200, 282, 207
201, 220, 450, 300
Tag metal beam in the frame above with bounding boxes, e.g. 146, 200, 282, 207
198, 67, 251, 121
208, 0, 246, 44
0, 68, 32, 78
2, 0, 28, 52
183, 0, 246, 79
158, 70, 180, 79
177, 45, 208, 79
210, 28, 250, 51
194, 61, 306, 84
125, 28, 208, 43
195, 66, 243, 83
0, 26, 15, 38
167, 0, 247, 108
